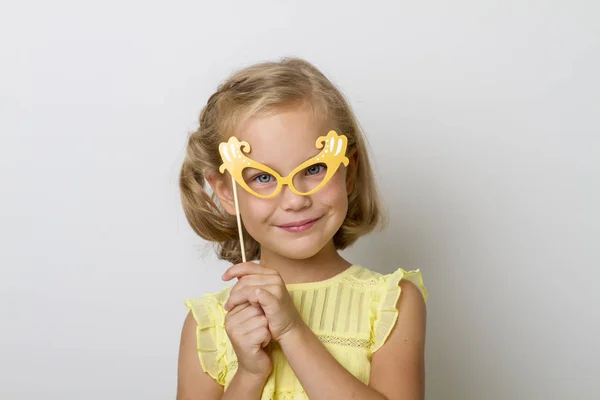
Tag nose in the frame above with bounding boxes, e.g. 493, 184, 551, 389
278, 184, 311, 211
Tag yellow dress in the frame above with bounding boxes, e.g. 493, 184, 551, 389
184, 265, 427, 400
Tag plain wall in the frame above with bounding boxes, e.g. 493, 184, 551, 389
1, 1, 598, 399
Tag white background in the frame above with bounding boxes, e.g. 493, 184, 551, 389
1, 1, 598, 399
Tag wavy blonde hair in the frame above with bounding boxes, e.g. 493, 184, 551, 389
179, 58, 387, 263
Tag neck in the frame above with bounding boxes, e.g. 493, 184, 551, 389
259, 240, 352, 285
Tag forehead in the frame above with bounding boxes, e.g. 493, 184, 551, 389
234, 106, 330, 169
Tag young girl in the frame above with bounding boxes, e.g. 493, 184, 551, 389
177, 58, 428, 400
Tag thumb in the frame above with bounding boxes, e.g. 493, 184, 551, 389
255, 288, 278, 316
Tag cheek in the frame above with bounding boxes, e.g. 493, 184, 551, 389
318, 173, 349, 209
237, 192, 274, 222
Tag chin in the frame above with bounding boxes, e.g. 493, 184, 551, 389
275, 243, 324, 260
248, 212, 346, 260
263, 226, 339, 260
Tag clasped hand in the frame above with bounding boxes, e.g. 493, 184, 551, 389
222, 262, 303, 343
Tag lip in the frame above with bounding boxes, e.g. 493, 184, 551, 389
276, 217, 321, 232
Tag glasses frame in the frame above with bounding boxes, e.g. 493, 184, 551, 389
218, 130, 350, 199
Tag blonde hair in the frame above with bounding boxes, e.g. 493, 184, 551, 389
179, 58, 387, 263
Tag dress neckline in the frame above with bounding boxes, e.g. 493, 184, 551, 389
285, 264, 360, 290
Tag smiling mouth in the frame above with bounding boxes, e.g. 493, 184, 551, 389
276, 216, 322, 232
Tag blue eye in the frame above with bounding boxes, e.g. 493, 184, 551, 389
253, 173, 274, 183
306, 164, 326, 175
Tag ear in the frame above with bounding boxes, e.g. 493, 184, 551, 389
206, 172, 237, 215
346, 147, 359, 195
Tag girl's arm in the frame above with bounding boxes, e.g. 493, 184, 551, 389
278, 280, 427, 400
176, 312, 268, 400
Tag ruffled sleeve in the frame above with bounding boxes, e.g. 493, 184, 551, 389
369, 268, 428, 355
184, 294, 230, 386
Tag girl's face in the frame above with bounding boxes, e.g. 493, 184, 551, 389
215, 105, 357, 261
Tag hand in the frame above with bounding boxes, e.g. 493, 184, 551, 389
222, 262, 304, 342
224, 301, 273, 379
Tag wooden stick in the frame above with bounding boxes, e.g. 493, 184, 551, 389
231, 176, 246, 263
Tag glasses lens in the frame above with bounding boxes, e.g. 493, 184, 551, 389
291, 162, 329, 194
242, 168, 279, 197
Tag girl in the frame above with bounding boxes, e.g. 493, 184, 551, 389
177, 58, 428, 400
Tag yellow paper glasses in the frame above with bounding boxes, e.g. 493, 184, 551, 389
218, 130, 350, 199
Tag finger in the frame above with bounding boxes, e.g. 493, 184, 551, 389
225, 301, 252, 317
225, 280, 288, 311
229, 303, 264, 323
222, 262, 279, 282
225, 305, 264, 335
224, 286, 261, 311
261, 335, 271, 349
239, 314, 268, 334
228, 274, 281, 293
246, 327, 271, 349
255, 286, 281, 315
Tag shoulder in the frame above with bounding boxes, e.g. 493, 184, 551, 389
377, 270, 427, 344
367, 268, 427, 399
178, 311, 225, 398
178, 286, 234, 394
186, 285, 233, 304
378, 267, 427, 336
395, 278, 427, 328
351, 265, 428, 300
184, 286, 233, 319
367, 267, 427, 353
375, 267, 427, 302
